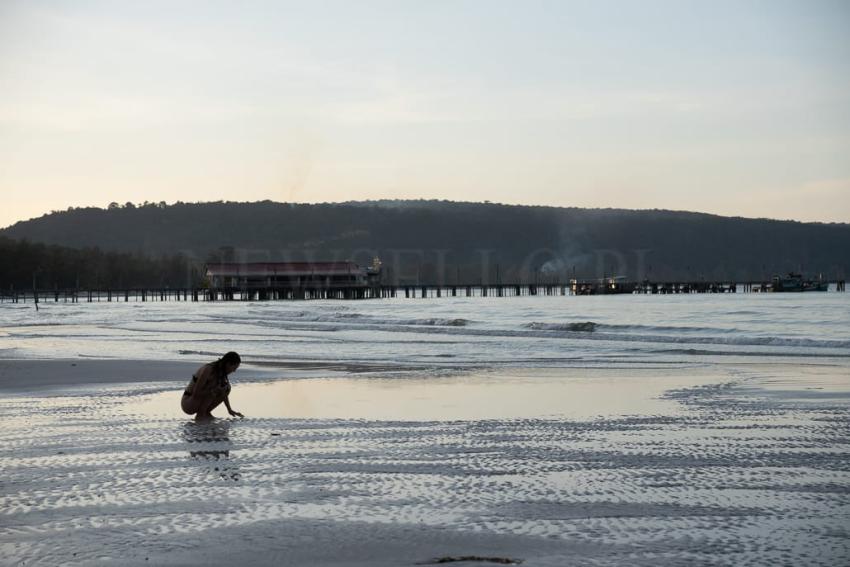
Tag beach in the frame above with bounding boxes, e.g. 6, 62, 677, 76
1, 296, 849, 565
4, 0, 849, 562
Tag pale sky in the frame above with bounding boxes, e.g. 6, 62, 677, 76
1, 0, 849, 228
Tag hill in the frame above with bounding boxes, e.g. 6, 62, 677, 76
2, 200, 848, 284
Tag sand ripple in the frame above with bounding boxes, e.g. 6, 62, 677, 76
1, 381, 849, 566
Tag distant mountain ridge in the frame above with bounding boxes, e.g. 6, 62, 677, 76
2, 200, 848, 283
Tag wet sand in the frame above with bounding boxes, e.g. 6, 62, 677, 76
129, 367, 717, 421
1, 360, 848, 566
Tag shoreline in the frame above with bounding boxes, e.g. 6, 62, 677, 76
0, 358, 426, 394
3, 355, 848, 391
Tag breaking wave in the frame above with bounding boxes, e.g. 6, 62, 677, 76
525, 322, 598, 332
399, 318, 470, 327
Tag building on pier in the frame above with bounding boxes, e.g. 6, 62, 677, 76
570, 276, 636, 295
205, 260, 382, 291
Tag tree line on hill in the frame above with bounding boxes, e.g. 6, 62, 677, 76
1, 199, 848, 287
0, 237, 201, 291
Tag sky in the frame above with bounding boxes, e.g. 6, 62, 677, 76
1, 0, 849, 228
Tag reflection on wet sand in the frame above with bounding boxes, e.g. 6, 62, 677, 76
136, 369, 716, 421
183, 419, 240, 481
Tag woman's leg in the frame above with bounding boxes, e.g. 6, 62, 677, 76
195, 391, 227, 420
181, 393, 201, 415
201, 395, 226, 414
182, 391, 220, 418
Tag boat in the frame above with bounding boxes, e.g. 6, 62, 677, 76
771, 273, 828, 292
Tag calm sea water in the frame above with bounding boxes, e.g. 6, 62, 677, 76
1, 293, 848, 371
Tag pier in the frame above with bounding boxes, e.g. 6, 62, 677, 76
0, 283, 569, 303
0, 278, 845, 304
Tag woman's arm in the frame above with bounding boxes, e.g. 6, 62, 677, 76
223, 395, 243, 418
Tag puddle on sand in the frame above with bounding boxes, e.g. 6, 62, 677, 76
125, 368, 719, 421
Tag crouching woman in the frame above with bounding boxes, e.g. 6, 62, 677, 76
181, 351, 244, 421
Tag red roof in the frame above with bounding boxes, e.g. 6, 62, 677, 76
205, 262, 364, 277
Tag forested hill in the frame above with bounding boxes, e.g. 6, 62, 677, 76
2, 200, 849, 283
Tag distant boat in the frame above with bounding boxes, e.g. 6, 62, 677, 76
771, 273, 828, 292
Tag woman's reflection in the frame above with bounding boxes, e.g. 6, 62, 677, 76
182, 419, 240, 481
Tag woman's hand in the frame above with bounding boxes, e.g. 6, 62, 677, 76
223, 395, 243, 418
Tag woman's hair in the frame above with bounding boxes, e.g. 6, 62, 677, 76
220, 351, 241, 367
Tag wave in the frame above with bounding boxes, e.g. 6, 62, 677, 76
525, 321, 598, 332
235, 317, 850, 351
652, 348, 850, 358
525, 320, 739, 335
598, 322, 738, 334
547, 330, 850, 350
396, 318, 470, 327
246, 313, 468, 327
162, 312, 850, 351
520, 323, 850, 350
0, 322, 69, 328
523, 320, 746, 335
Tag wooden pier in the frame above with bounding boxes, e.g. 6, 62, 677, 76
0, 283, 569, 304
570, 278, 846, 295
0, 279, 845, 304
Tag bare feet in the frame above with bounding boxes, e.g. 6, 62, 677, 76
194, 412, 214, 422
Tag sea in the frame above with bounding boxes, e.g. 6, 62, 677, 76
1, 292, 848, 370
